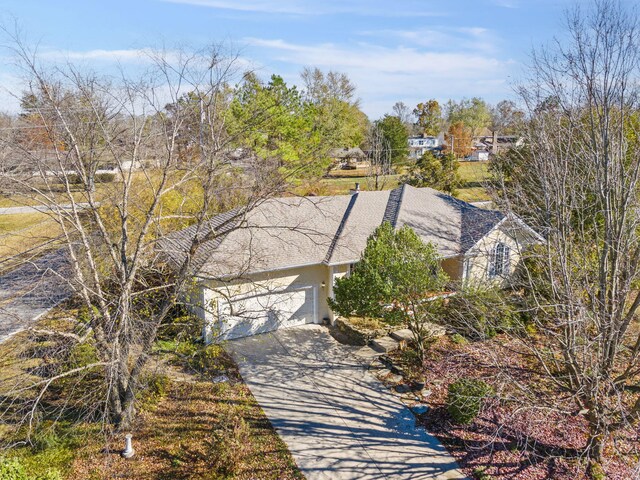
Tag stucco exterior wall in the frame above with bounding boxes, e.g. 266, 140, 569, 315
196, 264, 335, 326
463, 220, 531, 285
327, 263, 350, 323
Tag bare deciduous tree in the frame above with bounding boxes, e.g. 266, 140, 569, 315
494, 0, 640, 464
0, 35, 286, 431
365, 123, 392, 191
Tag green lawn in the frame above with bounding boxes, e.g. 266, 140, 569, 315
456, 186, 491, 202
458, 161, 490, 184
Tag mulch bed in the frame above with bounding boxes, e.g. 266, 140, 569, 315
408, 336, 639, 480
67, 374, 303, 479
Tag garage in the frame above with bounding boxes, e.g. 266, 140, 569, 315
214, 285, 318, 341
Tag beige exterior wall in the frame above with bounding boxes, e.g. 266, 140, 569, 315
327, 263, 350, 323
197, 264, 336, 329
463, 220, 532, 285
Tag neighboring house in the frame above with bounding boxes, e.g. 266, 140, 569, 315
408, 135, 441, 159
471, 134, 524, 158
160, 185, 542, 342
469, 150, 490, 162
328, 147, 367, 169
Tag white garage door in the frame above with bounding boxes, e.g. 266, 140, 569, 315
215, 285, 317, 340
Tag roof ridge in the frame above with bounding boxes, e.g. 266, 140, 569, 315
382, 184, 406, 228
323, 192, 360, 264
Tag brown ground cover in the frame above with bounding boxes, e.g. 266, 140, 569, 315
409, 336, 638, 480
66, 363, 303, 480
0, 312, 302, 480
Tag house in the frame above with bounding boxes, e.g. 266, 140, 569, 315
469, 150, 490, 162
160, 185, 542, 342
327, 147, 367, 169
408, 135, 441, 159
471, 134, 523, 158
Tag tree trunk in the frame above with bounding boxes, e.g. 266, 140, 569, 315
586, 411, 606, 463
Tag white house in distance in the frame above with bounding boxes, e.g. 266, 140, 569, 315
160, 184, 542, 342
408, 135, 441, 159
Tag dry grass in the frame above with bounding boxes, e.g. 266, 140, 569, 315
326, 166, 372, 177
0, 309, 302, 480
0, 212, 62, 260
315, 175, 402, 195
67, 379, 303, 480
348, 316, 386, 331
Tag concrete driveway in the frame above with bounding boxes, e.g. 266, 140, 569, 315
227, 325, 465, 480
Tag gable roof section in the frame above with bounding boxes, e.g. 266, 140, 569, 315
326, 190, 392, 265
162, 185, 509, 278
158, 208, 241, 273
394, 186, 462, 258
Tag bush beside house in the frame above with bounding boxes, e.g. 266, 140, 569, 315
329, 221, 448, 362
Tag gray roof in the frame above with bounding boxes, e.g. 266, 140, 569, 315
327, 147, 366, 159
161, 185, 507, 278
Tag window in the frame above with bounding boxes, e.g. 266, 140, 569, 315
488, 242, 510, 278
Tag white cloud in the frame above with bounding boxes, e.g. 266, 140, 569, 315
492, 0, 519, 8
0, 47, 258, 114
160, 0, 445, 17
38, 48, 156, 62
161, 0, 318, 15
357, 26, 499, 55
244, 37, 516, 117
245, 37, 508, 77
35, 47, 256, 77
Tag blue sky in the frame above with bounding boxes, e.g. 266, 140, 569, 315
0, 0, 580, 117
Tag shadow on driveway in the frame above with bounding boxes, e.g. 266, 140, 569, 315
227, 325, 466, 480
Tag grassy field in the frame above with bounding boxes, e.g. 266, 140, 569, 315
320, 161, 492, 201
456, 161, 491, 202
0, 212, 62, 262
457, 161, 490, 184
455, 186, 490, 202
0, 171, 194, 263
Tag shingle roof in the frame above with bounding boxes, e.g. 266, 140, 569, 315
327, 147, 366, 159
161, 185, 506, 278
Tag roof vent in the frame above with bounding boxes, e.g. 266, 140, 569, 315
349, 182, 360, 195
